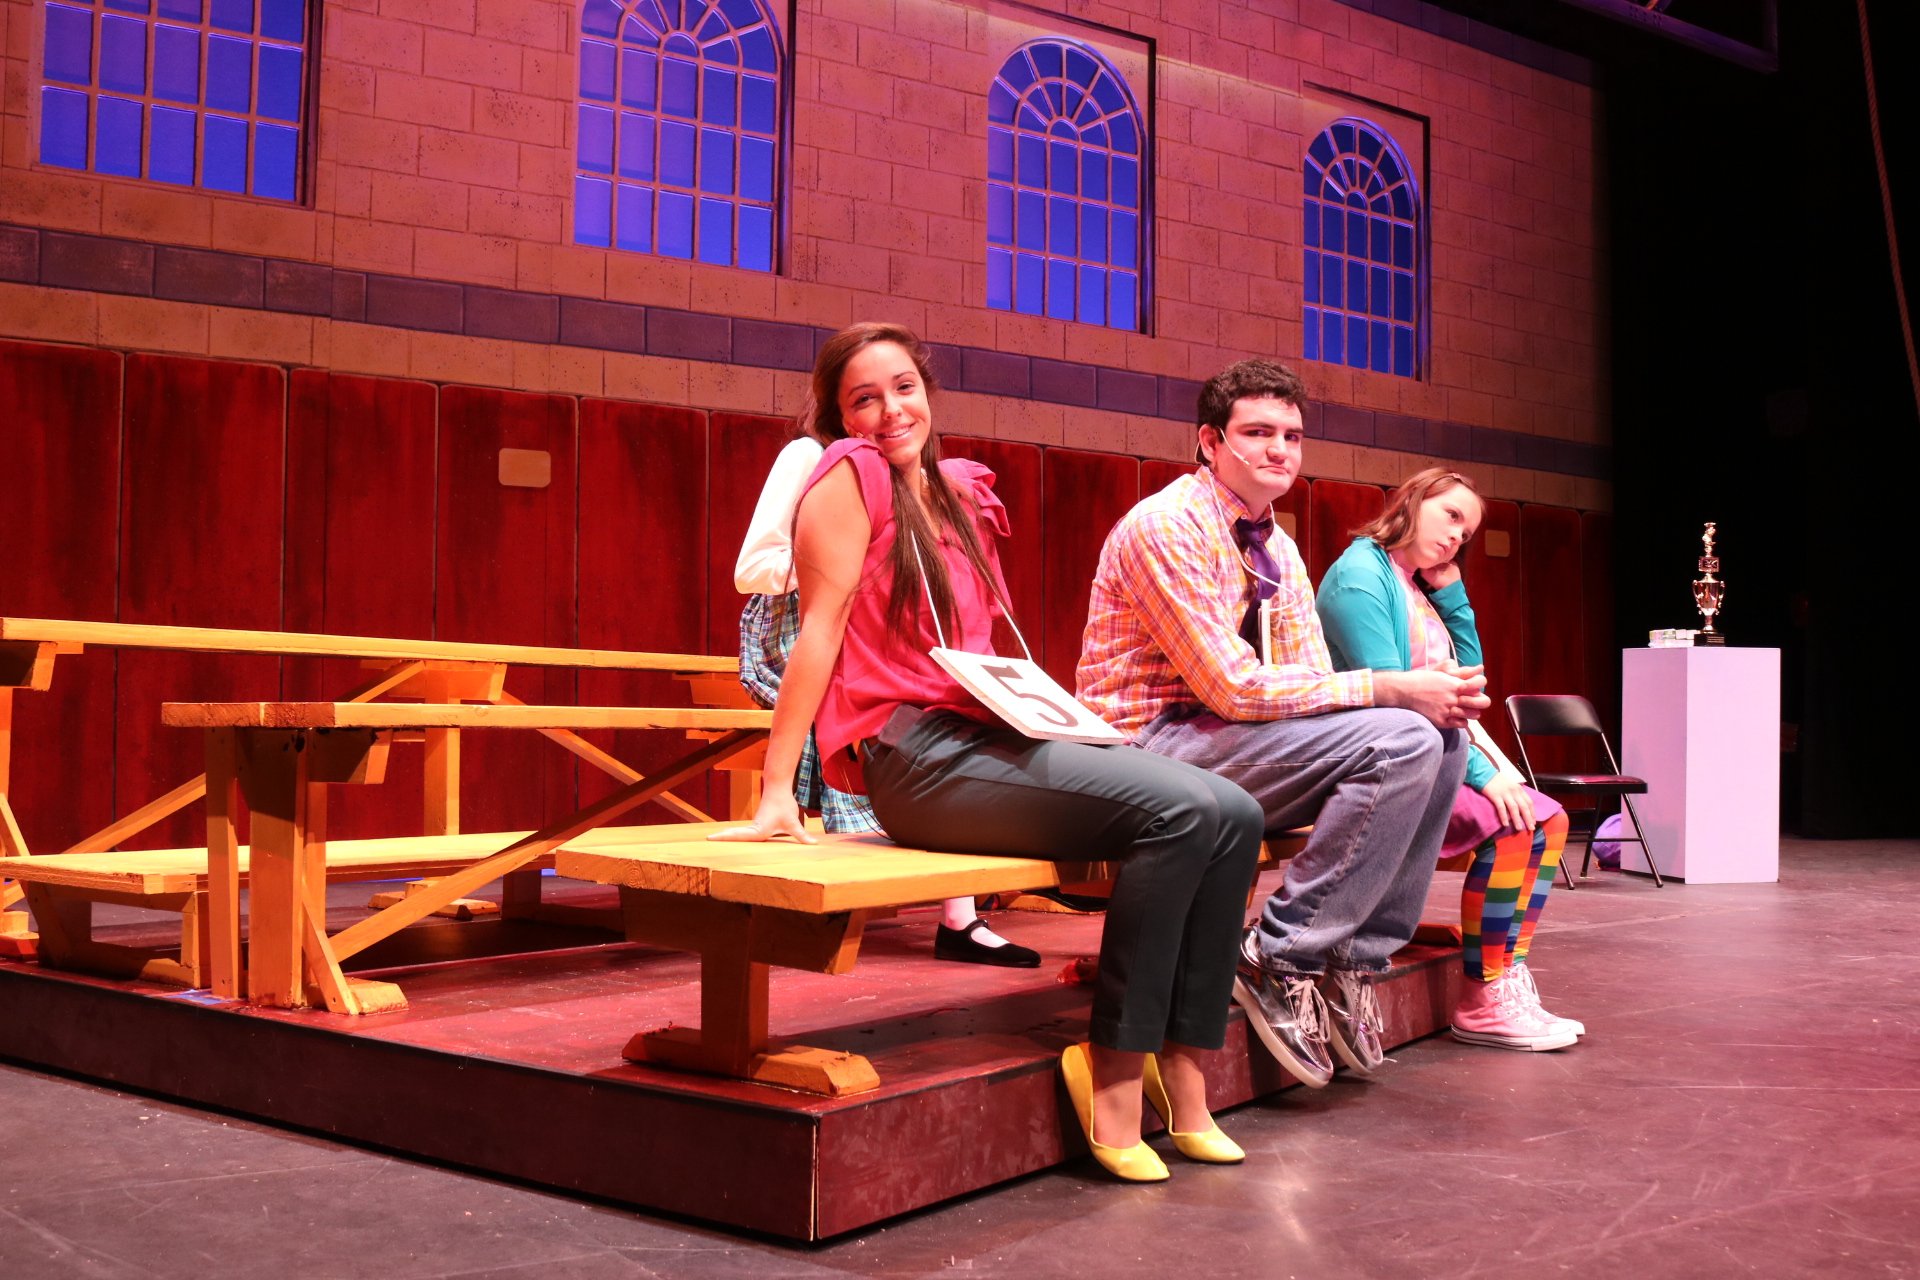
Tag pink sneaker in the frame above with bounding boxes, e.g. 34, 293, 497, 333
1451, 974, 1578, 1051
1509, 959, 1586, 1037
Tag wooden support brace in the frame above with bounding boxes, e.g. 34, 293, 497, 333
0, 641, 58, 690
367, 878, 500, 920
494, 691, 714, 824
326, 729, 765, 963
61, 664, 418, 857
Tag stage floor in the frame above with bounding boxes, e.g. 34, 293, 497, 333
0, 869, 1462, 1239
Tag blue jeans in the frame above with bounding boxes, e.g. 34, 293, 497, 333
1138, 706, 1466, 976
862, 708, 1264, 1053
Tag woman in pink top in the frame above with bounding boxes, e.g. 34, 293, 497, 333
717, 323, 1263, 1183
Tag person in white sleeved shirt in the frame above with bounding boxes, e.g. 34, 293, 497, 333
734, 432, 1039, 967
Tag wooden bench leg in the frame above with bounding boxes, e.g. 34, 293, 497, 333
205, 728, 243, 998
618, 891, 880, 1097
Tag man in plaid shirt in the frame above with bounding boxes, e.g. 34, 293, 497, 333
1077, 359, 1486, 1088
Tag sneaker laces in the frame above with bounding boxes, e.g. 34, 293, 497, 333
1490, 975, 1551, 1030
1341, 972, 1383, 1034
1282, 975, 1330, 1043
1507, 960, 1541, 1010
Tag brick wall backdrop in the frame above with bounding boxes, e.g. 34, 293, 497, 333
0, 0, 1607, 509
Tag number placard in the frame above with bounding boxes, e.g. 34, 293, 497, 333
930, 648, 1126, 744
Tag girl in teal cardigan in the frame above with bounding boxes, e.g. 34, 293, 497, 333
1317, 468, 1582, 1052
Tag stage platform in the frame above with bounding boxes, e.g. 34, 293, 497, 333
0, 872, 1464, 1241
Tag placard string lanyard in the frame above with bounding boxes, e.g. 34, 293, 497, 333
906, 527, 1036, 663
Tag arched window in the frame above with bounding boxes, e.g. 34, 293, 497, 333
38, 0, 312, 201
1303, 119, 1421, 377
575, 0, 781, 272
985, 38, 1143, 330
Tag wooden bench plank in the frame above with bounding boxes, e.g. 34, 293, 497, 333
0, 617, 736, 673
161, 703, 775, 731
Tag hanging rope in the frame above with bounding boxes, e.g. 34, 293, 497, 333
1856, 0, 1920, 421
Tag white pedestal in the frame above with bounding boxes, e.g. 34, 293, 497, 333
1618, 646, 1780, 883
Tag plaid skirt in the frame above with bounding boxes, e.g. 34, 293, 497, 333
738, 592, 880, 834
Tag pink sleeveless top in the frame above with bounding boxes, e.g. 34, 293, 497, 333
804, 438, 1011, 793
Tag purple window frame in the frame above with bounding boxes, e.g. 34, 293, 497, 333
574, 0, 783, 273
1302, 117, 1424, 378
985, 37, 1146, 331
37, 0, 311, 203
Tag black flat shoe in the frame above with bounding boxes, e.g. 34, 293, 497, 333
935, 920, 1041, 968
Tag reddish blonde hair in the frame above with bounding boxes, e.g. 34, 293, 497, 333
1354, 467, 1484, 551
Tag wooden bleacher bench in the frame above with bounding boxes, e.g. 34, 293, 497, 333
1, 824, 720, 989
553, 827, 1309, 1097
149, 701, 772, 1015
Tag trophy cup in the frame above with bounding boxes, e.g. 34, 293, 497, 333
1691, 521, 1726, 645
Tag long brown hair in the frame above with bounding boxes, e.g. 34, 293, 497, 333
804, 322, 1002, 642
1354, 467, 1483, 551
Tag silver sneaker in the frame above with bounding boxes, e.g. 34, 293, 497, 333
1319, 968, 1388, 1074
1232, 934, 1334, 1088
1509, 959, 1585, 1037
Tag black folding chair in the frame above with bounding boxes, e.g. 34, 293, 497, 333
1506, 694, 1664, 888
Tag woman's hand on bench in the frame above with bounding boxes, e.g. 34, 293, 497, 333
709, 789, 818, 844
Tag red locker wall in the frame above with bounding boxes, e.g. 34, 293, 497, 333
0, 341, 123, 852
434, 385, 578, 832
1040, 449, 1138, 687
282, 370, 440, 840
115, 354, 287, 848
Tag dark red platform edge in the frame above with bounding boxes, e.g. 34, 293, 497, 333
0, 951, 1463, 1242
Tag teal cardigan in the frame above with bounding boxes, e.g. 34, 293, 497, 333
1316, 536, 1498, 791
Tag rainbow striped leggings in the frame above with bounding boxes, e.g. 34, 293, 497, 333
1459, 811, 1570, 982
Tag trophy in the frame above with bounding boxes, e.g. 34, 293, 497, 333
1691, 521, 1726, 645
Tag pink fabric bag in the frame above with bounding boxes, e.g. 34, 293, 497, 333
1440, 782, 1564, 861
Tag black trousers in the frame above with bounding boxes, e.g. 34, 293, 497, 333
863, 709, 1264, 1053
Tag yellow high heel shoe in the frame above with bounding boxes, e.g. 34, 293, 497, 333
1143, 1053, 1246, 1164
1059, 1043, 1169, 1183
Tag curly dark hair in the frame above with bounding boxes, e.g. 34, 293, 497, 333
1194, 359, 1309, 462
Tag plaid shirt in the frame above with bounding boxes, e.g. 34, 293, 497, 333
1076, 467, 1373, 736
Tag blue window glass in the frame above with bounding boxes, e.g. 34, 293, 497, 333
985, 37, 1146, 329
697, 197, 732, 265
153, 25, 200, 102
260, 0, 302, 42
581, 40, 616, 100
149, 103, 195, 182
579, 105, 613, 172
257, 44, 302, 121
698, 127, 733, 194
1015, 253, 1042, 313
202, 112, 247, 192
577, 0, 781, 271
254, 121, 297, 199
36, 0, 313, 198
657, 191, 695, 258
614, 182, 652, 249
738, 204, 773, 271
702, 67, 735, 126
1108, 272, 1136, 330
96, 95, 142, 175
98, 15, 146, 93
576, 176, 613, 246
206, 34, 252, 111
44, 4, 93, 85
658, 119, 695, 186
986, 248, 1012, 310
40, 86, 88, 168
208, 0, 248, 32
618, 111, 653, 180
1303, 117, 1421, 377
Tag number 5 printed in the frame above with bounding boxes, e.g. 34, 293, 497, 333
979, 662, 1078, 729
